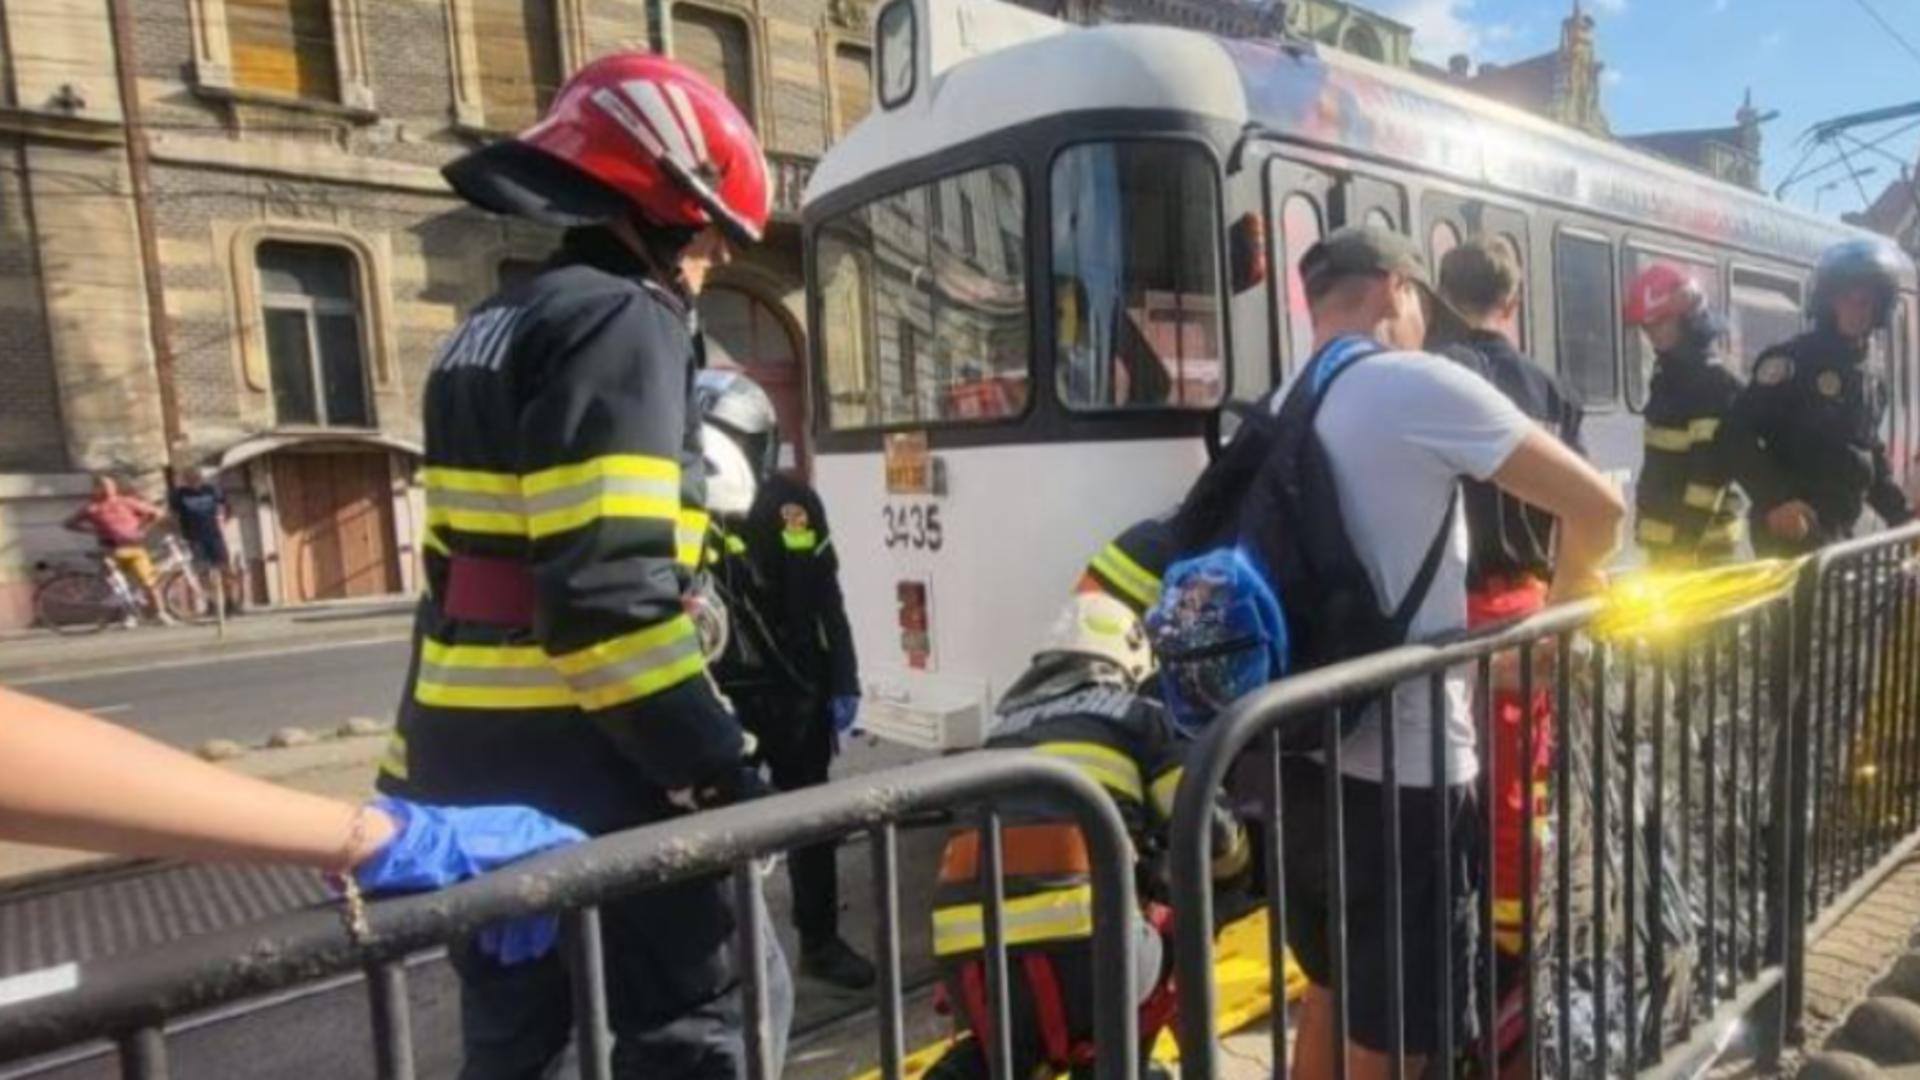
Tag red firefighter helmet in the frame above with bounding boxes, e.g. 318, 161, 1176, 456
1622, 263, 1706, 327
443, 53, 771, 245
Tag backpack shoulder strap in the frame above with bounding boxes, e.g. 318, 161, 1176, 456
1388, 490, 1458, 639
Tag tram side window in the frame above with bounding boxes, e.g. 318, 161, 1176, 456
1497, 233, 1529, 352
1728, 270, 1802, 379
1277, 194, 1323, 373
815, 163, 1031, 429
1554, 230, 1619, 407
1053, 141, 1224, 410
1622, 247, 1720, 412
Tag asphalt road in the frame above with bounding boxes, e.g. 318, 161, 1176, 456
17, 639, 415, 749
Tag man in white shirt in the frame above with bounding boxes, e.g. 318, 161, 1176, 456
1277, 226, 1623, 1080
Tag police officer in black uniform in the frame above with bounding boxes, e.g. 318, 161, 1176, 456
696, 370, 876, 991
1726, 238, 1913, 555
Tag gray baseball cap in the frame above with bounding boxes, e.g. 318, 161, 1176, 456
1298, 224, 1466, 335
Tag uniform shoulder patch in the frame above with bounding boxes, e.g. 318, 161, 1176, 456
1816, 370, 1844, 398
1755, 352, 1794, 386
779, 502, 810, 531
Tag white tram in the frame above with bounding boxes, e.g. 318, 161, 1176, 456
800, 0, 1920, 749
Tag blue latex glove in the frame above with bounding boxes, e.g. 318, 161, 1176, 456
352, 797, 587, 966
829, 695, 862, 736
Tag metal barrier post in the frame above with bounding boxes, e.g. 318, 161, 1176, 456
1777, 556, 1822, 1053
364, 960, 415, 1080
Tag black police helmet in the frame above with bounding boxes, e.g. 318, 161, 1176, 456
694, 369, 780, 479
1809, 237, 1907, 331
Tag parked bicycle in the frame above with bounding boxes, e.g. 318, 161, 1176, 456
33, 534, 213, 635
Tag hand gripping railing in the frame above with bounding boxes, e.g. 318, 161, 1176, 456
0, 752, 1139, 1080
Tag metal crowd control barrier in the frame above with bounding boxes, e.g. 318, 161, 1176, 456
1783, 521, 1920, 1044
1170, 586, 1801, 1079
0, 753, 1140, 1080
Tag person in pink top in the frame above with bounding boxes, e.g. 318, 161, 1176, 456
63, 474, 174, 625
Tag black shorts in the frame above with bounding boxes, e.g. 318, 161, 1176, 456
1279, 757, 1481, 1056
186, 533, 229, 569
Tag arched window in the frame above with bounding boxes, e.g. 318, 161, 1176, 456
673, 5, 756, 125
1342, 22, 1385, 62
701, 286, 798, 369
256, 241, 372, 428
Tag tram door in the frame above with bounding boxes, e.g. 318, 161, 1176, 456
1265, 159, 1337, 381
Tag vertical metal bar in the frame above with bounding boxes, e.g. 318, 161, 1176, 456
118, 1027, 168, 1080
1729, 615, 1745, 976
1431, 675, 1456, 1077
1648, 644, 1670, 1061
733, 864, 774, 1080
1901, 542, 1920, 834
1838, 561, 1869, 897
565, 908, 612, 1080
1555, 633, 1574, 1080
1677, 640, 1696, 1027
1704, 627, 1721, 1008
1476, 653, 1496, 1079
1887, 547, 1916, 844
1379, 691, 1405, 1080
1519, 639, 1539, 1077
365, 960, 415, 1080
1623, 643, 1641, 1068
1266, 730, 1291, 1078
1749, 606, 1765, 979
1326, 706, 1350, 1080
1769, 595, 1803, 1060
1867, 549, 1899, 871
1811, 572, 1836, 911
1591, 638, 1611, 1080
1858, 550, 1888, 867
979, 810, 1015, 1080
870, 824, 906, 1079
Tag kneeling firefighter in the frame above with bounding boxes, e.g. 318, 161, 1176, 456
923, 593, 1249, 1080
380, 54, 791, 1077
695, 369, 875, 990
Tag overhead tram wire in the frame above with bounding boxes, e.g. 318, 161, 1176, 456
1847, 0, 1920, 72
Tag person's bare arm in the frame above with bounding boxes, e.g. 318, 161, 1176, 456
0, 687, 395, 869
1489, 427, 1625, 603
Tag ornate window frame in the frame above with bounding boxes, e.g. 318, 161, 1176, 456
224, 221, 396, 417
186, 0, 378, 111
668, 0, 772, 133
444, 0, 590, 132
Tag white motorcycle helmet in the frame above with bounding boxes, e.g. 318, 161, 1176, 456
1036, 592, 1155, 688
701, 422, 759, 517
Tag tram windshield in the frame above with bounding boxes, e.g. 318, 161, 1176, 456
815, 164, 1031, 430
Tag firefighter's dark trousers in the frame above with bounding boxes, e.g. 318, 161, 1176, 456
739, 690, 840, 945
449, 870, 791, 1079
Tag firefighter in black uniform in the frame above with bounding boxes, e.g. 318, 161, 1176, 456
695, 369, 876, 990
379, 55, 790, 1078
1726, 237, 1914, 555
1622, 262, 1747, 566
923, 592, 1246, 1080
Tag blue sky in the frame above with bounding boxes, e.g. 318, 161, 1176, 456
1367, 0, 1920, 220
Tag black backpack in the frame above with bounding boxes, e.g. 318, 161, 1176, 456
1166, 335, 1457, 750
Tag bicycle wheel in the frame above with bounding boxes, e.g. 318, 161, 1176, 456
33, 572, 117, 635
160, 569, 213, 625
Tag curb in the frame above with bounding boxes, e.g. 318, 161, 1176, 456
0, 622, 412, 683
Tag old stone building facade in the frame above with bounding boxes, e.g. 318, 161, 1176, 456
0, 0, 874, 627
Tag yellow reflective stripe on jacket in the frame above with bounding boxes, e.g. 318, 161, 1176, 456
1089, 543, 1161, 610
424, 466, 526, 536
1645, 427, 1692, 453
1703, 517, 1747, 545
781, 528, 819, 552
422, 527, 451, 557
525, 456, 682, 541
1637, 517, 1677, 545
1150, 766, 1184, 819
414, 638, 574, 710
379, 732, 409, 780
1035, 742, 1144, 803
931, 885, 1095, 956
1690, 417, 1720, 441
551, 614, 706, 711
677, 509, 710, 568
1684, 483, 1723, 511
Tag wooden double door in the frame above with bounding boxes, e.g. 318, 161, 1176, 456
271, 450, 401, 603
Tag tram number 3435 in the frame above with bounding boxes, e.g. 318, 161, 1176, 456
882, 503, 944, 552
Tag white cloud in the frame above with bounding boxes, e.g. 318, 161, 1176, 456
1601, 67, 1625, 87
1711, 0, 1730, 12
1760, 29, 1784, 51
1372, 0, 1485, 59
1589, 0, 1627, 13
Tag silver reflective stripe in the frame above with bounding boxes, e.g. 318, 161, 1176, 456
563, 633, 705, 694
522, 475, 680, 517
417, 662, 565, 689
430, 488, 526, 516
